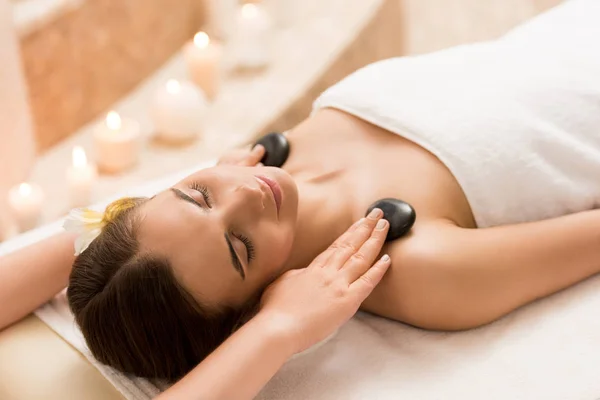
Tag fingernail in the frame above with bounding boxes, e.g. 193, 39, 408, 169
376, 219, 387, 230
254, 144, 264, 152
368, 208, 383, 219
381, 254, 390, 262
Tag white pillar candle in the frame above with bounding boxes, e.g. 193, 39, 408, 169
183, 32, 223, 101
234, 3, 272, 69
151, 79, 207, 144
66, 146, 98, 207
93, 111, 141, 174
7, 182, 44, 232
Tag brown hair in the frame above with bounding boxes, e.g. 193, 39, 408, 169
67, 198, 259, 381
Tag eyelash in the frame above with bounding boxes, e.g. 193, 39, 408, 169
189, 182, 213, 207
234, 233, 256, 262
188, 182, 255, 263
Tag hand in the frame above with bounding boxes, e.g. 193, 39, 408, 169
217, 144, 265, 166
258, 209, 391, 354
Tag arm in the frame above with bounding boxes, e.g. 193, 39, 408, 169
157, 313, 295, 400
0, 232, 75, 330
362, 209, 600, 330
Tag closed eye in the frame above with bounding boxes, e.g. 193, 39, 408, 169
189, 182, 213, 208
233, 232, 255, 263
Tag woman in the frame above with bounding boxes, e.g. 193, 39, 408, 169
64, 0, 600, 378
3, 0, 600, 397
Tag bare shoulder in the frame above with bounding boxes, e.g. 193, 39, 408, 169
359, 218, 461, 324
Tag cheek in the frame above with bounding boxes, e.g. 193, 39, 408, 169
259, 224, 295, 273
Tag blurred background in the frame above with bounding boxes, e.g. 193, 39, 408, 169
0, 0, 562, 240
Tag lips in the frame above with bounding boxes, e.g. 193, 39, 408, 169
256, 175, 282, 215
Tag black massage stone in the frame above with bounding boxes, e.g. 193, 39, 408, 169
253, 132, 290, 167
366, 198, 416, 242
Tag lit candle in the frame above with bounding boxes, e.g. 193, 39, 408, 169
233, 3, 272, 69
151, 79, 207, 144
66, 146, 97, 207
93, 111, 141, 173
183, 32, 223, 100
7, 182, 44, 232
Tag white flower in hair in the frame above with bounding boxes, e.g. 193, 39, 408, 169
64, 198, 140, 256
63, 208, 105, 256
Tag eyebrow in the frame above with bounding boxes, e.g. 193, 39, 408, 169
169, 187, 245, 280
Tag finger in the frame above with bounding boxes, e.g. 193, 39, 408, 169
349, 254, 392, 299
242, 144, 265, 166
309, 217, 367, 268
325, 209, 384, 270
342, 219, 389, 281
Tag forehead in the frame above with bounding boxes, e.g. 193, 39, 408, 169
136, 190, 241, 304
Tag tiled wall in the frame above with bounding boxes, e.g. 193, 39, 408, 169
20, 0, 206, 152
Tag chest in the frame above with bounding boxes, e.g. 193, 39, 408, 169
284, 112, 475, 228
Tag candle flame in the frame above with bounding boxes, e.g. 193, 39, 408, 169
18, 182, 32, 197
194, 31, 210, 48
166, 79, 181, 94
106, 111, 122, 130
242, 3, 258, 19
72, 146, 88, 168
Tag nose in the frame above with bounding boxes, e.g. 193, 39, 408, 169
220, 181, 265, 224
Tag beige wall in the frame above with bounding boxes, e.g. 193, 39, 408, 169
401, 0, 563, 54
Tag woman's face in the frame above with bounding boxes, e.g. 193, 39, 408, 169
137, 165, 299, 308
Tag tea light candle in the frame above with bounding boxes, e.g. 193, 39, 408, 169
234, 3, 272, 69
7, 182, 44, 232
93, 111, 141, 173
183, 32, 223, 100
66, 146, 97, 207
151, 79, 207, 144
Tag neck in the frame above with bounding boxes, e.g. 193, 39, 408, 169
281, 175, 356, 272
